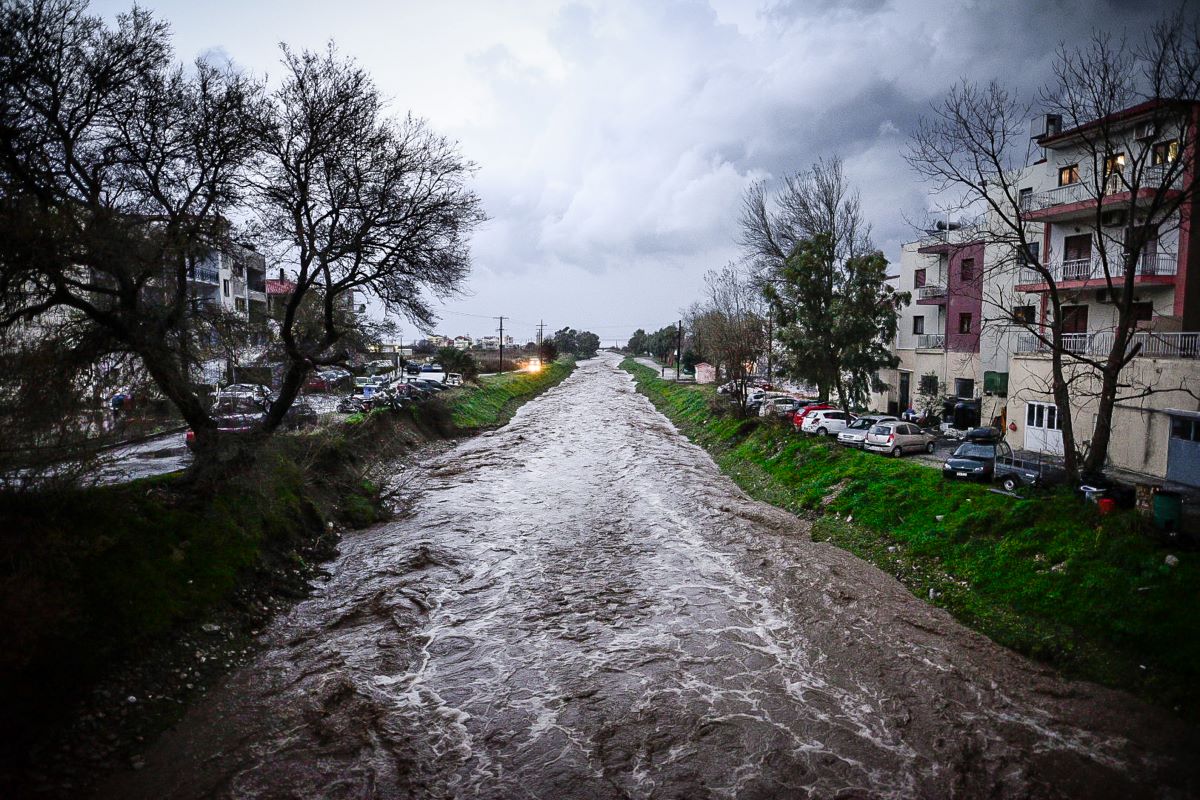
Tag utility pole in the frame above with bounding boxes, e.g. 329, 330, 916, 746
675, 319, 682, 381
537, 320, 545, 346
496, 315, 506, 373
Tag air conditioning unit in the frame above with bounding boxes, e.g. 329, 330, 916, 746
1030, 113, 1063, 140
1134, 121, 1156, 141
1100, 209, 1127, 227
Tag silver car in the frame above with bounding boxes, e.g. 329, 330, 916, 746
836, 415, 898, 448
863, 420, 937, 457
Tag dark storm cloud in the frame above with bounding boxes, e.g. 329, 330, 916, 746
91, 0, 1188, 334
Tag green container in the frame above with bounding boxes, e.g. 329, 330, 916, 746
1153, 491, 1183, 531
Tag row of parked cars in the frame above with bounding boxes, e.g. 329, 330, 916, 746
335, 372, 458, 413
185, 383, 318, 448
723, 382, 1082, 493
729, 385, 940, 457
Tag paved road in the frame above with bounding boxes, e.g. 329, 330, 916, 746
100, 353, 1197, 799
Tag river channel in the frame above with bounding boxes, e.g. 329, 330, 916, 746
98, 354, 1197, 799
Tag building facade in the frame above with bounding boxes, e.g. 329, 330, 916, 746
1003, 102, 1200, 485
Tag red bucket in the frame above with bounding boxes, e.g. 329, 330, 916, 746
1097, 497, 1117, 515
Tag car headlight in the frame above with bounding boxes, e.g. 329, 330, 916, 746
972, 466, 984, 472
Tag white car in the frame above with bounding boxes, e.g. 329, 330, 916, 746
800, 409, 854, 436
836, 415, 898, 447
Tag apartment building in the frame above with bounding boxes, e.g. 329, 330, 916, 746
1002, 102, 1200, 485
186, 241, 268, 324
887, 227, 992, 412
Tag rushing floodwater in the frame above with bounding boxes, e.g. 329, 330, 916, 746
99, 354, 1197, 799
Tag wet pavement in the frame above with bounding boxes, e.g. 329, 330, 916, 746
98, 354, 1197, 799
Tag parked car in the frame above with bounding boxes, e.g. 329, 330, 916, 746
943, 440, 1011, 482
283, 400, 319, 430
220, 383, 272, 401
800, 409, 854, 436
305, 369, 351, 392
405, 364, 423, 376
996, 454, 1068, 492
836, 415, 898, 448
445, 372, 464, 386
407, 377, 446, 392
863, 420, 937, 457
790, 402, 834, 429
759, 396, 802, 418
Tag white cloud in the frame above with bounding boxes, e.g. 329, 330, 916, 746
91, 0, 1181, 338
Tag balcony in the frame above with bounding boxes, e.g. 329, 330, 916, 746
1017, 251, 1177, 290
916, 334, 945, 350
188, 266, 219, 284
1015, 330, 1199, 359
1019, 166, 1179, 220
916, 284, 947, 305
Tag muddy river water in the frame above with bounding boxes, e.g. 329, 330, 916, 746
100, 354, 1196, 799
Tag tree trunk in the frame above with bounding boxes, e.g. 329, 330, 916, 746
1049, 344, 1079, 483
1082, 334, 1129, 475
263, 361, 309, 433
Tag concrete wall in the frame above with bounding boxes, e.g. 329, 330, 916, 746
1007, 353, 1200, 478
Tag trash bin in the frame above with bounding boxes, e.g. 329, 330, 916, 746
1153, 490, 1183, 531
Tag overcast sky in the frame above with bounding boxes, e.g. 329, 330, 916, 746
94, 0, 1179, 346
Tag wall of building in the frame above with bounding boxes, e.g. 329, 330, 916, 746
1007, 353, 1200, 478
944, 241, 984, 353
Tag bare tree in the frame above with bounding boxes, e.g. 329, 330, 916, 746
906, 11, 1200, 479
253, 45, 485, 432
0, 0, 264, 453
690, 265, 764, 415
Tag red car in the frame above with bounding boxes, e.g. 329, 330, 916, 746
791, 402, 834, 430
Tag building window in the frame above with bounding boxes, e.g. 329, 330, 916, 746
1061, 304, 1089, 333
960, 258, 975, 281
958, 312, 972, 334
1058, 164, 1079, 186
919, 374, 939, 395
1103, 152, 1126, 176
1131, 301, 1153, 324
912, 316, 925, 335
954, 378, 975, 398
223, 279, 230, 297
1018, 187, 1032, 207
1171, 416, 1199, 442
1027, 401, 1061, 431
914, 268, 926, 288
235, 297, 246, 312
1016, 242, 1040, 268
1012, 305, 1035, 325
1152, 139, 1179, 166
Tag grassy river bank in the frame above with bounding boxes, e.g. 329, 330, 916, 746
621, 358, 1200, 721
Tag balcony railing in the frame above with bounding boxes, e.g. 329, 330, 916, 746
916, 284, 947, 300
1015, 330, 1199, 359
915, 334, 945, 350
1019, 166, 1177, 212
188, 266, 219, 284
1018, 252, 1177, 285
